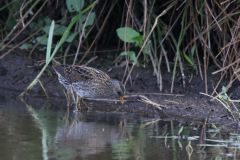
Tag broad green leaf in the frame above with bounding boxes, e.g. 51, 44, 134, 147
36, 36, 48, 45
44, 17, 51, 24
131, 35, 144, 42
71, 15, 86, 23
43, 25, 67, 36
116, 27, 140, 43
183, 53, 194, 66
143, 40, 151, 54
66, 32, 78, 42
29, 22, 36, 30
66, 0, 84, 12
29, 18, 45, 31
85, 12, 95, 26
120, 51, 137, 63
7, 18, 16, 28
19, 43, 33, 50
130, 53, 136, 62
120, 51, 135, 57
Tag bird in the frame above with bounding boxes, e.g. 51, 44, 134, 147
52, 59, 125, 111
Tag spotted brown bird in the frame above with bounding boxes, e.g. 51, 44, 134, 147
52, 60, 125, 110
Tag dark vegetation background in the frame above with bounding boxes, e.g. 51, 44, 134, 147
0, 0, 240, 97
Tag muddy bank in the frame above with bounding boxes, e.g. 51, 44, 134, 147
0, 51, 240, 125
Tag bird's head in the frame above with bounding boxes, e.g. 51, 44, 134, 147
109, 80, 125, 103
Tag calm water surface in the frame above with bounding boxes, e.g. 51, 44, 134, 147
0, 92, 240, 160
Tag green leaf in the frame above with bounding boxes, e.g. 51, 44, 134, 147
178, 139, 182, 150
20, 0, 98, 97
116, 27, 140, 43
19, 43, 33, 50
36, 36, 48, 45
85, 12, 95, 27
66, 32, 78, 43
71, 15, 86, 23
222, 86, 226, 94
212, 132, 217, 138
66, 0, 85, 12
143, 40, 151, 55
43, 25, 68, 36
178, 126, 184, 135
7, 18, 16, 28
183, 53, 194, 66
29, 18, 45, 31
120, 51, 137, 63
212, 124, 217, 130
221, 95, 227, 100
29, 22, 36, 30
39, 47, 47, 51
191, 44, 196, 57
44, 17, 52, 24
131, 35, 144, 42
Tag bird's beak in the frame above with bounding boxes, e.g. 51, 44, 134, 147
120, 96, 124, 104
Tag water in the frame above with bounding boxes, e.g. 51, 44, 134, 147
0, 91, 240, 160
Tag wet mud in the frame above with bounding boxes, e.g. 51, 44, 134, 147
1, 51, 240, 125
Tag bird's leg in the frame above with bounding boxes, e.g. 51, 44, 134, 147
66, 84, 73, 108
81, 98, 89, 110
76, 94, 81, 111
66, 88, 70, 109
68, 84, 80, 112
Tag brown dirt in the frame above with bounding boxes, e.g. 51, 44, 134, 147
0, 50, 240, 125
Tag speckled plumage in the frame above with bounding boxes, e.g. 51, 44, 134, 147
52, 60, 125, 100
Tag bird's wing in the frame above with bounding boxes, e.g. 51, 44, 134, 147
63, 66, 110, 83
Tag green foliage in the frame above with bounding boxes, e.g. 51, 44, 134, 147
178, 126, 184, 136
83, 12, 95, 27
30, 0, 96, 52
19, 44, 33, 50
183, 44, 197, 67
66, 32, 78, 43
43, 25, 68, 36
44, 69, 52, 76
21, 0, 98, 96
212, 124, 218, 130
183, 53, 194, 66
116, 27, 140, 42
36, 36, 48, 45
120, 51, 137, 64
66, 0, 85, 12
116, 27, 151, 64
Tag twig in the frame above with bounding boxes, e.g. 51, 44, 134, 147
38, 79, 49, 98
140, 119, 161, 128
73, 5, 95, 65
205, 0, 222, 31
124, 9, 168, 86
138, 95, 164, 110
0, 0, 46, 53
78, 0, 118, 65
125, 92, 184, 96
164, 100, 179, 105
83, 56, 98, 66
